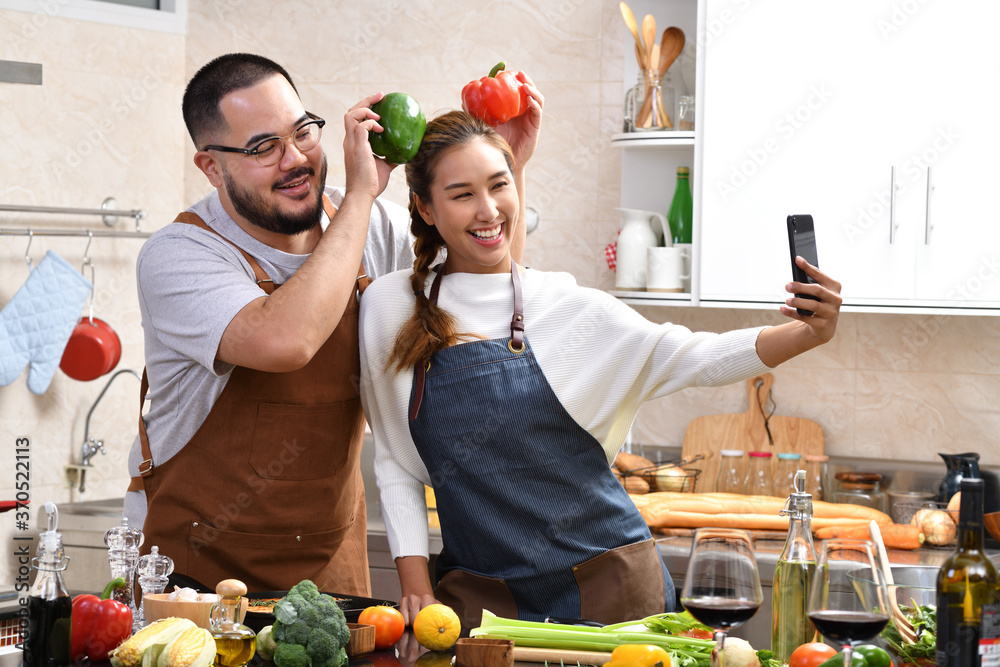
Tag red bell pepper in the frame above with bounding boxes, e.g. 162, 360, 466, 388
461, 61, 530, 126
71, 578, 133, 662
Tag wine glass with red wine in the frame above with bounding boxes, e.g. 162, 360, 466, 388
680, 528, 763, 667
807, 539, 889, 667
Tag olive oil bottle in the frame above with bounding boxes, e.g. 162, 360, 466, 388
772, 470, 818, 663
210, 579, 256, 667
936, 478, 1000, 666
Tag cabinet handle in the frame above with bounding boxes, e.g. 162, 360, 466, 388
925, 166, 935, 245
889, 167, 900, 244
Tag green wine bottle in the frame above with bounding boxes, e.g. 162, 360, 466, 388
936, 478, 1000, 666
667, 167, 693, 245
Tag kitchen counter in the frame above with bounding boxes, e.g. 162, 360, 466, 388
657, 535, 1000, 650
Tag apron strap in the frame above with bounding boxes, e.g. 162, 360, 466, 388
409, 259, 524, 421
509, 257, 525, 352
173, 211, 277, 294
127, 368, 152, 492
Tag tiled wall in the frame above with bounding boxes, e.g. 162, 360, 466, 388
0, 6, 187, 586
0, 0, 997, 588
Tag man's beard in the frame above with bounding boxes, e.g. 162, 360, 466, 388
222, 155, 328, 236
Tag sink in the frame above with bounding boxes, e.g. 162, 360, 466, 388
59, 497, 125, 516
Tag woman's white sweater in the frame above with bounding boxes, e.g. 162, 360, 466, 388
359, 268, 770, 560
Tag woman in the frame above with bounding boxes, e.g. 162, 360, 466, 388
359, 110, 843, 632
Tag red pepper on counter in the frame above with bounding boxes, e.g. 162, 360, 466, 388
71, 577, 133, 662
461, 61, 530, 126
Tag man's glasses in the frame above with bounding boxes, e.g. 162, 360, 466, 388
202, 112, 326, 167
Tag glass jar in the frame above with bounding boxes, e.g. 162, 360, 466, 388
716, 449, 745, 494
678, 95, 695, 131
774, 452, 802, 498
624, 70, 675, 131
832, 472, 887, 513
743, 451, 773, 496
802, 454, 829, 501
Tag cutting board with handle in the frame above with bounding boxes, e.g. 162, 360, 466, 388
681, 373, 824, 493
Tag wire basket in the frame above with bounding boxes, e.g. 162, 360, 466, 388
627, 463, 701, 493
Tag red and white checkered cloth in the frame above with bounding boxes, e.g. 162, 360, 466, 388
604, 229, 619, 271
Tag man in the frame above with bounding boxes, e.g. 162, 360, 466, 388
124, 53, 413, 595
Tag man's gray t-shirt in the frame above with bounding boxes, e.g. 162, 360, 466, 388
124, 186, 413, 528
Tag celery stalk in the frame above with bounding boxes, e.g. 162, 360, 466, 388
471, 611, 715, 665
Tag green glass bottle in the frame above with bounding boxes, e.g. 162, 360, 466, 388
667, 167, 693, 245
936, 478, 1000, 666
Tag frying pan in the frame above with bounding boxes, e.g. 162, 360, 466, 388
243, 591, 399, 632
163, 574, 397, 632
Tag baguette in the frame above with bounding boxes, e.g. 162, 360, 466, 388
634, 492, 892, 530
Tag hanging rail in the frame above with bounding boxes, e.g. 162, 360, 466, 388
0, 228, 150, 239
0, 196, 147, 233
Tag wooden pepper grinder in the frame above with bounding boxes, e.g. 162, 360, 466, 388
210, 579, 256, 667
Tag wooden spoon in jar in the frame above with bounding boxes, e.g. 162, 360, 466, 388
641, 14, 657, 70
619, 2, 645, 63
653, 27, 686, 128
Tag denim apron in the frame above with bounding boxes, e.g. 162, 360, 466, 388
408, 260, 674, 631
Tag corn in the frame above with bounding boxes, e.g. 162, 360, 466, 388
157, 628, 217, 667
110, 617, 197, 667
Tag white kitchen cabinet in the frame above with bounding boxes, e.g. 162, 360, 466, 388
611, 0, 701, 305
698, 0, 1000, 310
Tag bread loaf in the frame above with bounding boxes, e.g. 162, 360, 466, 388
614, 451, 656, 473
632, 491, 892, 530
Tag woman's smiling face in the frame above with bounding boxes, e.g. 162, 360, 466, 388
415, 137, 518, 275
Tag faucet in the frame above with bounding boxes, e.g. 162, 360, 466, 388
75, 368, 141, 493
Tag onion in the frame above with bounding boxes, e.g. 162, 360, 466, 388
911, 508, 956, 545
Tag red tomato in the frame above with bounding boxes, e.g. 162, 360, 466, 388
358, 605, 406, 650
790, 642, 838, 667
678, 628, 714, 640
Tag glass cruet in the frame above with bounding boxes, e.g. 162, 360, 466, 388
210, 579, 256, 667
135, 546, 173, 631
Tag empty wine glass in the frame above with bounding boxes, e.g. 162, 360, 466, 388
807, 539, 889, 667
681, 528, 763, 667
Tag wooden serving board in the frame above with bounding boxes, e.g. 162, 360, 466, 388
680, 373, 824, 493
512, 646, 613, 664
654, 526, 790, 541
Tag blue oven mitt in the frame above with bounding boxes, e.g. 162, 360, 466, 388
0, 250, 93, 394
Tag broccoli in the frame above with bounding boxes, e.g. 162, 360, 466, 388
271, 580, 350, 667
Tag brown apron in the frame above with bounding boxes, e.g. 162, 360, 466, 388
130, 196, 372, 595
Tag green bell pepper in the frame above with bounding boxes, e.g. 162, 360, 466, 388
853, 644, 892, 667
368, 92, 426, 164
819, 651, 868, 667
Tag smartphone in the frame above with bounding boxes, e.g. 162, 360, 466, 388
787, 214, 820, 316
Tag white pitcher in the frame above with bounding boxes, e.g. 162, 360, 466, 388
614, 208, 671, 290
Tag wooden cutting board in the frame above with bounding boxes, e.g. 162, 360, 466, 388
512, 646, 613, 664
681, 373, 824, 493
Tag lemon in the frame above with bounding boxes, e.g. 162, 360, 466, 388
412, 603, 461, 651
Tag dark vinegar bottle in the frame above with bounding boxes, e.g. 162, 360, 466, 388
936, 478, 1000, 666
24, 503, 72, 667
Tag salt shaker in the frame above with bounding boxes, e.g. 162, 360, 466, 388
135, 546, 173, 631
103, 517, 143, 619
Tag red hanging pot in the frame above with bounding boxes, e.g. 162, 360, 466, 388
60, 316, 122, 381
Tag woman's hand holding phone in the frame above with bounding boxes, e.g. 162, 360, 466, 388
781, 256, 842, 343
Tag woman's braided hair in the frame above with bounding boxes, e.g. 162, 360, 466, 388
386, 110, 514, 374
